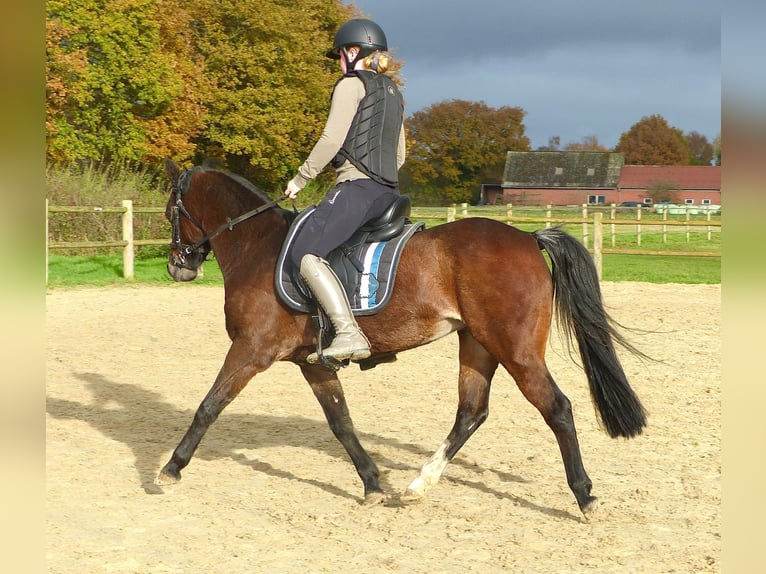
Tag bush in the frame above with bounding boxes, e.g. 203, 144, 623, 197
47, 162, 169, 256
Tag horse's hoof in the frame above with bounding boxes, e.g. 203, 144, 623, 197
580, 496, 600, 518
363, 491, 386, 506
155, 469, 180, 486
399, 488, 424, 505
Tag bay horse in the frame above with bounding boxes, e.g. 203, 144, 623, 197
156, 159, 647, 515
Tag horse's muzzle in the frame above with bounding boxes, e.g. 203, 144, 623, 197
167, 261, 198, 282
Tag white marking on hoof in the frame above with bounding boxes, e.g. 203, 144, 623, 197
405, 441, 450, 498
400, 488, 424, 505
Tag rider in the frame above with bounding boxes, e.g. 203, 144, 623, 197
285, 18, 406, 365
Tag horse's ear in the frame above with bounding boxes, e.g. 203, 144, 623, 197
164, 158, 180, 184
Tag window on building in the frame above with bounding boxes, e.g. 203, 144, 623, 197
588, 195, 605, 205
684, 198, 694, 205
554, 167, 563, 175
587, 168, 595, 176
701, 198, 712, 205
643, 198, 653, 205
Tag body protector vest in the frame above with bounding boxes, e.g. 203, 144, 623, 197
332, 70, 404, 187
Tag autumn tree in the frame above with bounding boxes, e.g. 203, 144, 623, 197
46, 0, 189, 164
564, 135, 608, 152
615, 114, 690, 165
685, 130, 714, 165
403, 100, 530, 204
46, 0, 363, 193
183, 0, 360, 192
147, 0, 212, 162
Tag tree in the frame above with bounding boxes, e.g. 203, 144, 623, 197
615, 114, 689, 165
537, 136, 560, 151
564, 135, 608, 152
402, 100, 530, 204
183, 0, 359, 191
685, 131, 714, 165
648, 180, 680, 203
46, 0, 188, 164
712, 133, 721, 166
147, 0, 212, 162
46, 0, 363, 193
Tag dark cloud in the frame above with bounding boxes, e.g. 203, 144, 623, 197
350, 0, 720, 148
355, 1, 719, 60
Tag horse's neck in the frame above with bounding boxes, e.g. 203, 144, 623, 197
211, 208, 288, 280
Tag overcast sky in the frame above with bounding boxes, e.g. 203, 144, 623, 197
349, 0, 721, 150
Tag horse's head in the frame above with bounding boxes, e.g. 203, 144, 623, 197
164, 158, 211, 282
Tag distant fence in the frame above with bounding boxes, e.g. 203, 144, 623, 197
413, 203, 720, 279
46, 200, 720, 282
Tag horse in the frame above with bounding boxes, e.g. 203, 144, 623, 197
156, 158, 647, 515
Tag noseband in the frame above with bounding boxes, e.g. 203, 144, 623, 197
169, 169, 288, 269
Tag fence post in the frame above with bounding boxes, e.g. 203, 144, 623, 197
506, 203, 513, 226
545, 204, 551, 228
581, 204, 589, 248
706, 206, 712, 240
46, 199, 49, 285
662, 205, 668, 243
447, 204, 455, 222
593, 212, 603, 280
610, 203, 616, 247
122, 200, 134, 279
636, 204, 642, 247
685, 205, 691, 242
460, 202, 468, 217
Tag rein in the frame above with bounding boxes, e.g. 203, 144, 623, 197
174, 195, 289, 258
170, 168, 291, 264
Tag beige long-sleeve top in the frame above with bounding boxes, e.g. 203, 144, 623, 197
290, 74, 406, 190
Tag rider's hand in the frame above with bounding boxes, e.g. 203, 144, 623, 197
284, 179, 301, 199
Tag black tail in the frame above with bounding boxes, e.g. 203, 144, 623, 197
533, 227, 647, 438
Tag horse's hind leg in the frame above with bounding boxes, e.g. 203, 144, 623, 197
300, 364, 384, 505
156, 339, 264, 485
403, 329, 497, 502
511, 361, 597, 515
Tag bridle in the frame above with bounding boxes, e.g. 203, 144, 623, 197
169, 169, 289, 269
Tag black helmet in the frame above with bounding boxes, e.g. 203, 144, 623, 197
326, 18, 388, 60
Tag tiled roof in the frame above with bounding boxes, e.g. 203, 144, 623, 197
617, 166, 721, 190
503, 151, 624, 188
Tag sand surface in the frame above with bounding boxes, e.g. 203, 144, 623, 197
46, 282, 720, 573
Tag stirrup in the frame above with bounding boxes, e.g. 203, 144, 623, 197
316, 354, 348, 371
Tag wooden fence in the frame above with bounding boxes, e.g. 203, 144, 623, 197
412, 203, 720, 278
46, 200, 721, 282
46, 199, 167, 282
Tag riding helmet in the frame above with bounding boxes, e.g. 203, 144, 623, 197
326, 19, 388, 60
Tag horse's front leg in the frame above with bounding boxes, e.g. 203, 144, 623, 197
300, 363, 384, 505
156, 339, 268, 485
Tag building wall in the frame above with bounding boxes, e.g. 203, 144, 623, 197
500, 188, 722, 206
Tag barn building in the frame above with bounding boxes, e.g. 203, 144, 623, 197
481, 151, 721, 207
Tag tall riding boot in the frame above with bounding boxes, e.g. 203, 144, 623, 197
300, 254, 371, 364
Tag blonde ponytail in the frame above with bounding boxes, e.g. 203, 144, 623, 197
363, 51, 392, 73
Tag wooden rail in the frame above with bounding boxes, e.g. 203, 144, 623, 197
47, 201, 721, 282
46, 200, 167, 282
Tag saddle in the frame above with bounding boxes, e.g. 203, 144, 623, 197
275, 195, 425, 369
276, 194, 423, 313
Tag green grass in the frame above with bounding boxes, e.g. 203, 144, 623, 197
601, 254, 719, 283
46, 247, 719, 288
46, 255, 223, 287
